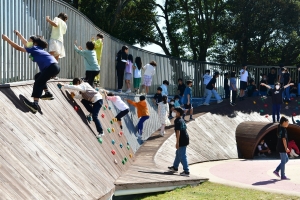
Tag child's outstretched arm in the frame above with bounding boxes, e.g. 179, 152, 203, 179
74, 40, 85, 56
126, 99, 137, 107
283, 82, 294, 89
14, 30, 27, 46
2, 34, 26, 52
46, 16, 58, 27
260, 83, 271, 89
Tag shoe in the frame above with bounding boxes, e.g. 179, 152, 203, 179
273, 171, 280, 178
189, 118, 195, 121
217, 100, 223, 104
202, 102, 209, 106
40, 92, 54, 100
96, 132, 104, 138
53, 76, 59, 80
137, 89, 140, 94
180, 171, 190, 176
168, 166, 178, 172
126, 89, 131, 93
118, 89, 122, 93
281, 176, 290, 180
23, 99, 38, 113
159, 131, 165, 137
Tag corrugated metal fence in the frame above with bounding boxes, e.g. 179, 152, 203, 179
0, 0, 299, 97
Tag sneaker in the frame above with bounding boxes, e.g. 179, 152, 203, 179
189, 118, 195, 121
54, 76, 59, 80
273, 171, 280, 178
217, 99, 223, 104
40, 92, 54, 100
126, 89, 131, 93
118, 89, 122, 93
168, 166, 178, 172
180, 171, 190, 176
159, 131, 165, 137
281, 176, 290, 180
202, 102, 210, 106
23, 99, 38, 113
230, 102, 235, 106
96, 132, 104, 138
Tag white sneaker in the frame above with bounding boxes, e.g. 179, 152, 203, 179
96, 132, 104, 138
217, 100, 223, 104
126, 89, 131, 93
159, 131, 165, 137
54, 76, 59, 80
202, 102, 210, 106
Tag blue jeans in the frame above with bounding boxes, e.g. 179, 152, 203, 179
138, 116, 149, 134
252, 91, 259, 97
272, 104, 281, 123
259, 91, 267, 96
283, 86, 290, 99
298, 83, 300, 96
205, 89, 221, 104
173, 146, 189, 172
81, 99, 103, 134
275, 153, 289, 177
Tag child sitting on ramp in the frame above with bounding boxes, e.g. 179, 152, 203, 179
59, 78, 104, 138
104, 91, 129, 130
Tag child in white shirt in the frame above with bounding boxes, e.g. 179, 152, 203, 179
142, 61, 157, 95
203, 70, 212, 97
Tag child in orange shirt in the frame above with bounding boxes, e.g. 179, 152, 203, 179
126, 95, 149, 138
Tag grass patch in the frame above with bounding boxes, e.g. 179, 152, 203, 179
114, 182, 300, 200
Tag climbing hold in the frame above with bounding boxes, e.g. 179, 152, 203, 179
285, 106, 289, 109
112, 140, 115, 145
293, 112, 297, 116
119, 131, 123, 137
264, 104, 268, 108
127, 142, 130, 145
69, 82, 73, 85
57, 83, 62, 89
265, 115, 268, 118
101, 114, 105, 118
112, 128, 115, 132
291, 97, 294, 101
96, 88, 99, 91
105, 105, 108, 108
98, 138, 103, 144
87, 115, 92, 122
296, 107, 299, 110
109, 106, 112, 110
74, 106, 79, 111
110, 120, 114, 124
296, 120, 300, 123
127, 145, 130, 150
114, 159, 118, 164
129, 153, 133, 158
120, 143, 123, 148
113, 118, 118, 122
298, 101, 300, 104
253, 101, 256, 104
260, 109, 264, 113
70, 93, 75, 99
107, 128, 111, 133
111, 150, 116, 155
124, 157, 128, 162
122, 159, 125, 165
103, 106, 106, 110
285, 102, 289, 105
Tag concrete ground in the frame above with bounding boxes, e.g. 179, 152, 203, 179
190, 159, 300, 197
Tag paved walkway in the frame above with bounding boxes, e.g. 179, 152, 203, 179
190, 159, 300, 197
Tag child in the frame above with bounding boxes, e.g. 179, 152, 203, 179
257, 139, 271, 157
203, 70, 212, 97
125, 54, 133, 93
282, 68, 291, 102
169, 98, 175, 119
273, 116, 290, 180
203, 72, 223, 106
158, 96, 171, 136
174, 95, 181, 108
177, 78, 186, 104
116, 46, 129, 92
239, 64, 248, 100
182, 80, 194, 121
288, 140, 299, 158
260, 82, 294, 123
230, 71, 237, 106
74, 40, 100, 88
104, 91, 129, 130
133, 57, 142, 94
168, 107, 190, 176
224, 73, 230, 99
46, 13, 68, 61
142, 61, 157, 95
153, 87, 163, 106
2, 31, 60, 113
161, 80, 169, 96
126, 96, 150, 138
59, 78, 104, 138
259, 74, 268, 96
92, 33, 104, 83
247, 79, 259, 97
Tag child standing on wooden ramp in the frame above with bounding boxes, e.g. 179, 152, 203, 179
59, 78, 104, 138
158, 95, 171, 136
126, 96, 149, 138
168, 107, 190, 176
104, 91, 129, 130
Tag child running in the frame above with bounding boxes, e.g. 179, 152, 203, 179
104, 91, 129, 130
46, 13, 68, 61
2, 31, 60, 113
168, 107, 190, 176
158, 95, 171, 136
126, 96, 150, 138
133, 57, 142, 94
74, 40, 100, 88
142, 61, 157, 95
203, 72, 223, 106
59, 78, 104, 138
273, 116, 290, 180
260, 82, 294, 123
125, 54, 133, 93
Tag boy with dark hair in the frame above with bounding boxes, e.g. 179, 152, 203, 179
74, 40, 100, 88
168, 107, 190, 176
126, 96, 150, 138
177, 78, 186, 104
247, 79, 259, 97
224, 73, 230, 99
161, 80, 170, 96
153, 87, 163, 106
59, 78, 104, 138
203, 72, 223, 105
182, 80, 194, 121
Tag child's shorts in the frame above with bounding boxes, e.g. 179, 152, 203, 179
184, 104, 193, 110
143, 75, 152, 86
134, 78, 141, 88
125, 73, 132, 80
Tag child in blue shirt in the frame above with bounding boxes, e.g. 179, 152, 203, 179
182, 80, 194, 121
